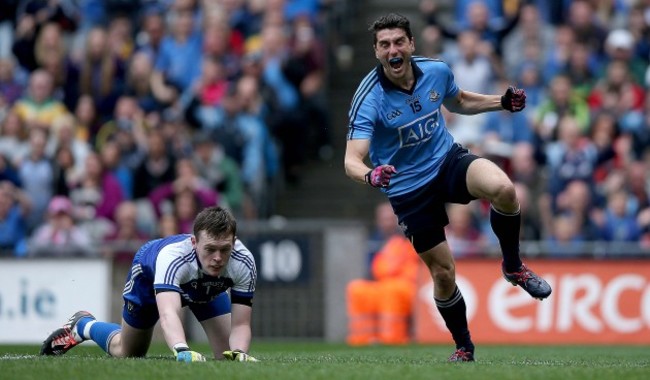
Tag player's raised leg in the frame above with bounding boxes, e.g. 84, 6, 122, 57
466, 158, 552, 300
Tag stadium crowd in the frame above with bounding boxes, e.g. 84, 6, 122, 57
0, 0, 332, 257
1, 0, 650, 259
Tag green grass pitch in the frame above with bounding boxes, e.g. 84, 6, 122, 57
1, 342, 648, 380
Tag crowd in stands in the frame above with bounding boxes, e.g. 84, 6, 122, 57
415, 0, 650, 256
2, 0, 650, 259
0, 0, 333, 258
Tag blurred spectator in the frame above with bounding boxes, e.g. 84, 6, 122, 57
28, 195, 96, 257
157, 213, 179, 238
0, 1, 19, 59
78, 26, 126, 121
12, 69, 68, 131
69, 150, 124, 223
0, 57, 23, 107
0, 180, 30, 257
33, 22, 79, 110
201, 10, 243, 79
134, 9, 166, 62
542, 24, 575, 81
16, 0, 78, 32
545, 116, 600, 199
445, 203, 485, 257
502, 3, 555, 77
73, 94, 99, 143
17, 127, 53, 231
183, 56, 230, 125
482, 80, 534, 153
149, 157, 219, 221
596, 189, 641, 242
107, 15, 134, 61
12, 1, 77, 72
544, 213, 586, 255
125, 51, 161, 113
102, 200, 149, 263
132, 130, 176, 199
447, 29, 496, 146
99, 139, 133, 200
191, 132, 244, 216
95, 95, 148, 164
541, 179, 599, 241
625, 160, 650, 211
422, 0, 520, 57
533, 75, 590, 163
47, 113, 91, 173
587, 59, 645, 130
259, 23, 304, 184
51, 144, 80, 197
198, 85, 266, 213
566, 0, 608, 59
0, 153, 21, 186
150, 9, 202, 105
562, 42, 598, 100
589, 111, 621, 184
284, 15, 331, 160
602, 28, 646, 85
0, 110, 30, 164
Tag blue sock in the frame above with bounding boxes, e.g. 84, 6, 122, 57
85, 321, 121, 354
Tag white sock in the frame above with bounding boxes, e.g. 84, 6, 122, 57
82, 321, 96, 340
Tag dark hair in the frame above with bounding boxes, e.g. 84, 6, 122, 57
368, 13, 413, 45
193, 206, 237, 241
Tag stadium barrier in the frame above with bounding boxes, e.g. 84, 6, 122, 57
414, 259, 650, 345
0, 259, 111, 344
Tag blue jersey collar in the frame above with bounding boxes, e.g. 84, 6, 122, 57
376, 57, 423, 95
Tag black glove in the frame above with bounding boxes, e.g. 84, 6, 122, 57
501, 86, 526, 112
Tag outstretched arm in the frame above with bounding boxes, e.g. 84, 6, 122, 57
443, 89, 503, 115
443, 87, 526, 115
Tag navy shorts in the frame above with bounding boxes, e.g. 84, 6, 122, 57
388, 143, 479, 240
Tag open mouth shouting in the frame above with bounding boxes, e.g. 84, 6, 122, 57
388, 57, 404, 72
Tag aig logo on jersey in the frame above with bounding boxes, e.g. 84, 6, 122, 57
397, 110, 440, 148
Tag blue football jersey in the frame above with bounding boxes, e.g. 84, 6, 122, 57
123, 234, 257, 307
347, 57, 459, 196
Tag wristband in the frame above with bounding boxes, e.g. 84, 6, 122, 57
364, 170, 372, 185
173, 343, 190, 353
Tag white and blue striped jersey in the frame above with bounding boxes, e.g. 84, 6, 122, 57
126, 234, 256, 306
347, 57, 459, 196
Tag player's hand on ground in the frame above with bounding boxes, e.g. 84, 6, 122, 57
500, 86, 526, 112
173, 345, 206, 362
223, 349, 259, 362
365, 165, 397, 188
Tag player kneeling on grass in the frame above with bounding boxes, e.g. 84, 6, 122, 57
40, 206, 259, 362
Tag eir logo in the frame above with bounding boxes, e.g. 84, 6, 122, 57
397, 110, 439, 148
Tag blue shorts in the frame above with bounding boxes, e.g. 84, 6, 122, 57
389, 143, 479, 239
122, 266, 232, 329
